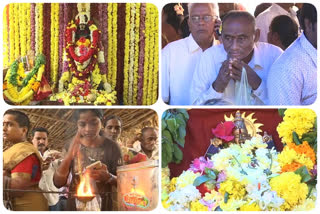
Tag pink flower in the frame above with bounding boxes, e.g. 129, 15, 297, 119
212, 121, 235, 142
189, 156, 213, 173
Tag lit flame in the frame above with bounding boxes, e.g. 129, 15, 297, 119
77, 172, 94, 197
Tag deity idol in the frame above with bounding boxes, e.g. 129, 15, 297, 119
58, 3, 112, 103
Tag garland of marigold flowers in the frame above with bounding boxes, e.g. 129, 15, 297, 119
147, 4, 156, 105
133, 3, 141, 105
50, 3, 60, 89
3, 54, 46, 104
112, 3, 118, 90
14, 4, 20, 60
39, 4, 44, 54
123, 3, 130, 105
26, 3, 31, 56
35, 4, 40, 55
19, 4, 27, 57
142, 4, 151, 105
128, 3, 136, 105
9, 4, 15, 63
152, 5, 159, 104
30, 3, 35, 53
107, 3, 118, 90
107, 4, 113, 87
3, 5, 9, 67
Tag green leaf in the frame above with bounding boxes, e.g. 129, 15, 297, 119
214, 206, 222, 211
204, 168, 217, 180
161, 152, 168, 168
294, 166, 312, 183
193, 175, 211, 186
162, 111, 168, 119
176, 113, 186, 127
224, 192, 229, 203
307, 184, 315, 198
173, 144, 183, 161
278, 109, 286, 117
167, 118, 178, 133
292, 131, 301, 145
162, 142, 173, 165
178, 109, 189, 120
162, 130, 173, 145
178, 125, 186, 139
161, 119, 167, 131
176, 137, 185, 148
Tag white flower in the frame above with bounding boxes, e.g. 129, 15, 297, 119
167, 184, 201, 211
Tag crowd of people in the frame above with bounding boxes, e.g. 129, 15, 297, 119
3, 109, 158, 211
162, 3, 317, 105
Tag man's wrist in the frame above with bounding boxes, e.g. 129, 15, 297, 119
106, 173, 115, 183
212, 81, 224, 93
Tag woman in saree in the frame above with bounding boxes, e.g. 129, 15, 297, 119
53, 109, 122, 211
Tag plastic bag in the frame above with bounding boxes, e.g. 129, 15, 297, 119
235, 67, 253, 105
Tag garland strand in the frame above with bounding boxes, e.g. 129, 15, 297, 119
147, 4, 154, 105
142, 4, 151, 105
133, 3, 141, 105
35, 4, 40, 55
137, 3, 146, 105
107, 3, 113, 85
30, 3, 35, 53
151, 5, 159, 104
19, 4, 27, 57
58, 3, 64, 78
111, 3, 118, 90
3, 5, 9, 67
14, 4, 20, 60
62, 3, 69, 75
152, 5, 159, 104
123, 3, 130, 105
26, 3, 31, 56
50, 3, 59, 89
9, 4, 15, 63
43, 3, 51, 82
128, 3, 136, 105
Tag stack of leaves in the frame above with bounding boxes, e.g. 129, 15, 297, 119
162, 109, 189, 167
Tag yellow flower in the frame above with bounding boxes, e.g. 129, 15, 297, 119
239, 202, 261, 211
270, 172, 308, 210
219, 179, 246, 200
169, 177, 177, 192
278, 143, 315, 171
293, 198, 315, 211
176, 170, 200, 189
190, 200, 208, 211
277, 109, 316, 144
219, 198, 246, 211
162, 200, 171, 209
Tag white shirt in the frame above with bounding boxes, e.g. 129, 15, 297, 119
38, 149, 60, 206
256, 3, 299, 43
162, 34, 218, 105
191, 42, 283, 105
267, 33, 317, 105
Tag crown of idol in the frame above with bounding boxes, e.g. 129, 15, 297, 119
76, 3, 90, 25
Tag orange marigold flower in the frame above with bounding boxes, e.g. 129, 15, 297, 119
281, 162, 303, 173
3, 81, 8, 90
287, 141, 316, 164
31, 81, 41, 92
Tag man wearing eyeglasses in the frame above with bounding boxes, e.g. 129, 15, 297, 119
162, 3, 221, 105
190, 10, 283, 105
